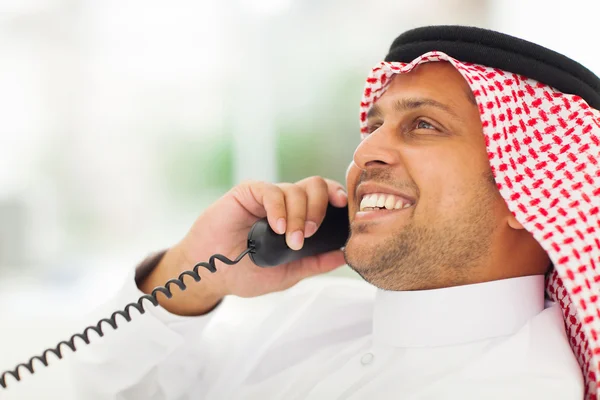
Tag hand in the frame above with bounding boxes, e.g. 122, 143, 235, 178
139, 176, 348, 315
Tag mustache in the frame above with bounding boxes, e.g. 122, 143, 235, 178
356, 169, 420, 198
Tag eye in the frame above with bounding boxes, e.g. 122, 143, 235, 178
415, 119, 436, 130
366, 123, 382, 134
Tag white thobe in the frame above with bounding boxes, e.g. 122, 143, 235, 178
70, 271, 583, 399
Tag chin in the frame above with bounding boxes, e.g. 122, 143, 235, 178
343, 233, 376, 268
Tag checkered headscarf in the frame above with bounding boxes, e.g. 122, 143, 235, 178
359, 51, 600, 399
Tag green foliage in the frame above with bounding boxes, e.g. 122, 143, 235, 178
161, 68, 364, 202
161, 134, 234, 203
276, 70, 363, 185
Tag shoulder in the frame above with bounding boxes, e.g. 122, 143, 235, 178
455, 302, 584, 398
518, 302, 583, 388
506, 302, 583, 398
522, 302, 583, 369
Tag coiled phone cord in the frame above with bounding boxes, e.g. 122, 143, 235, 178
0, 203, 349, 390
0, 246, 254, 390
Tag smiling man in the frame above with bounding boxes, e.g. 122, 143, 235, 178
345, 62, 551, 292
68, 26, 600, 400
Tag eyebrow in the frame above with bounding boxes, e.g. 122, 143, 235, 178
367, 97, 463, 121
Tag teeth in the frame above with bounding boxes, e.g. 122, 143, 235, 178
359, 194, 376, 210
367, 193, 378, 207
359, 193, 413, 211
384, 195, 396, 210
359, 195, 369, 210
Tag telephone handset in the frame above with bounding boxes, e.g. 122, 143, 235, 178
0, 203, 350, 389
248, 203, 350, 267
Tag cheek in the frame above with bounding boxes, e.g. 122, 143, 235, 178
346, 164, 361, 205
407, 148, 490, 212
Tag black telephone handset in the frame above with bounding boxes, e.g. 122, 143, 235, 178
0, 203, 351, 389
248, 203, 350, 267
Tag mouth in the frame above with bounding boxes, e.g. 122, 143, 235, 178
354, 192, 415, 223
358, 192, 414, 212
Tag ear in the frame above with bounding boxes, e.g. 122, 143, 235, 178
507, 212, 525, 230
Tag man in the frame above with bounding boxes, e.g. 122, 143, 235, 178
62, 25, 599, 399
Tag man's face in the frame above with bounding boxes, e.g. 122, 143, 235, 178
343, 61, 509, 291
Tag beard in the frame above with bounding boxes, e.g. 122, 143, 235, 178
343, 176, 498, 291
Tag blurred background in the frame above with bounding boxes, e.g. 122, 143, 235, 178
1, 0, 599, 398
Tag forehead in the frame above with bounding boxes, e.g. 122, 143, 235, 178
372, 62, 473, 111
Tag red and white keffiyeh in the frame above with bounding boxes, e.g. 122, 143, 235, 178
359, 51, 600, 399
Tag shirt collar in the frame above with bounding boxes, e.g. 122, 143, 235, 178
372, 275, 545, 347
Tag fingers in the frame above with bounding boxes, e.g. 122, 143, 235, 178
278, 183, 307, 250
243, 180, 308, 250
240, 177, 347, 251
296, 177, 329, 238
323, 178, 348, 208
295, 177, 347, 237
244, 181, 287, 235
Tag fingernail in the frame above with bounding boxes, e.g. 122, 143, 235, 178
276, 218, 286, 234
289, 230, 304, 250
304, 221, 318, 238
337, 188, 348, 202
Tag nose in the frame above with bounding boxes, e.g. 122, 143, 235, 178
353, 128, 401, 170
